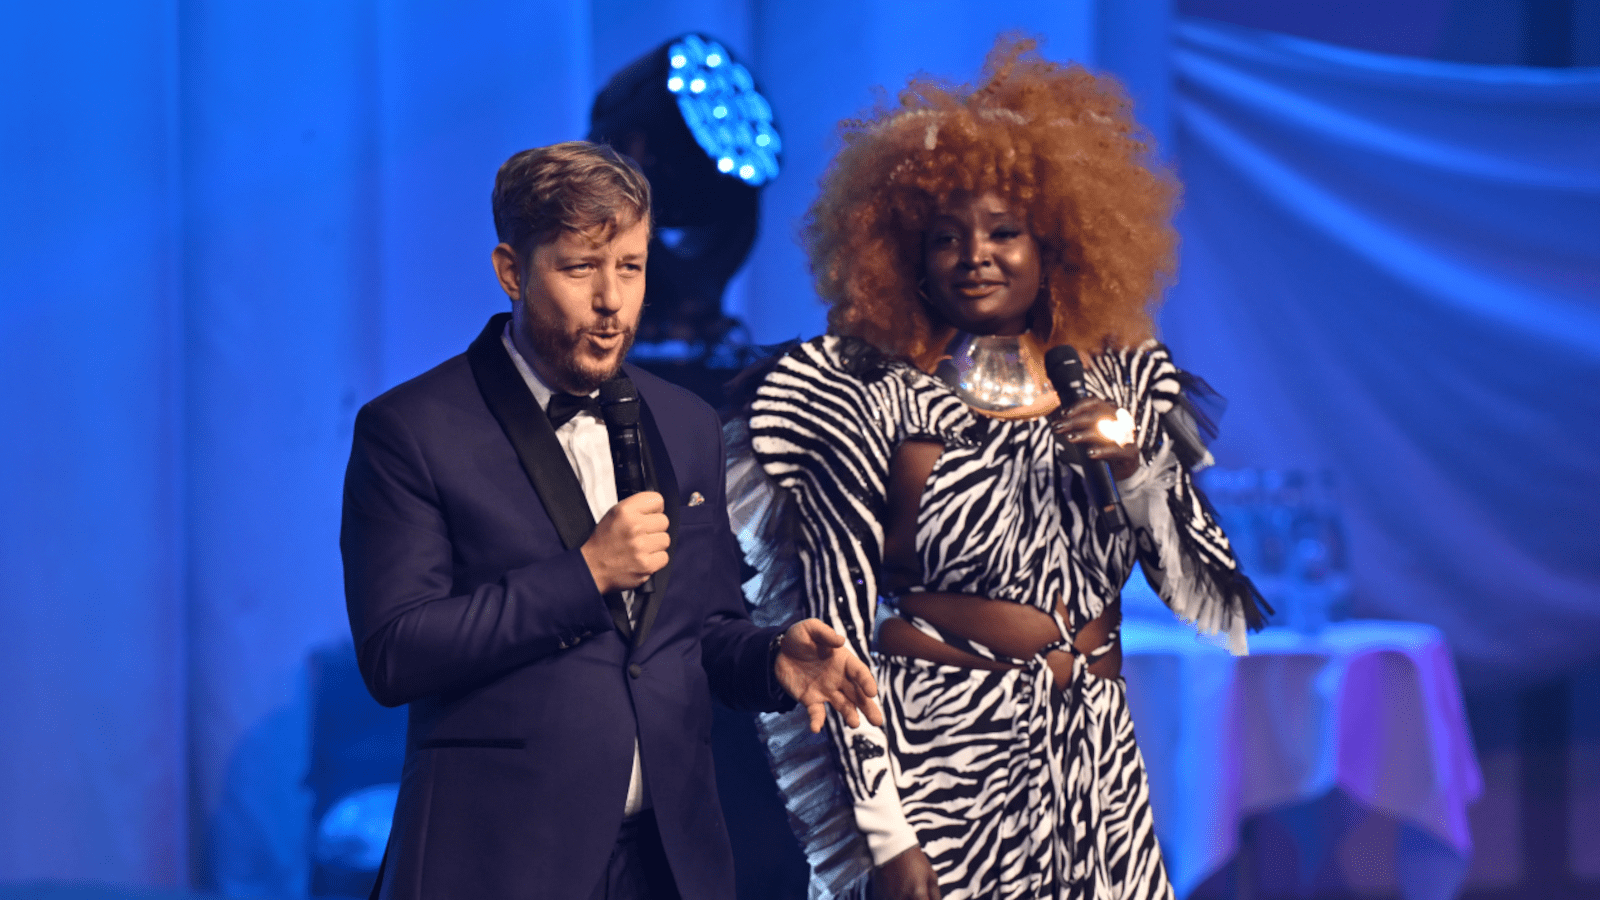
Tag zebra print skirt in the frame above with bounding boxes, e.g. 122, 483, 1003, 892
880, 648, 1174, 900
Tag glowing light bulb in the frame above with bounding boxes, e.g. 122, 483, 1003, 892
689, 78, 706, 93
717, 157, 734, 173
706, 53, 722, 67
670, 55, 686, 68
667, 77, 684, 92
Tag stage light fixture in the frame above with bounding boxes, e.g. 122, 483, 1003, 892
664, 35, 781, 187
588, 34, 781, 365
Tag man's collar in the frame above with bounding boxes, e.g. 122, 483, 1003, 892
501, 320, 600, 408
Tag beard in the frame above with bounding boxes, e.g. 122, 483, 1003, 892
523, 305, 637, 395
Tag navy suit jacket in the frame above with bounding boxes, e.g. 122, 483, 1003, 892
340, 314, 788, 899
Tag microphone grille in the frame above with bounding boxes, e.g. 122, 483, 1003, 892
1043, 345, 1085, 403
1043, 345, 1081, 373
597, 376, 641, 427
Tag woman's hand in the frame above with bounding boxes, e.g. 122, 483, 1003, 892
1050, 398, 1140, 481
875, 846, 941, 900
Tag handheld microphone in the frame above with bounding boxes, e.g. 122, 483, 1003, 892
598, 376, 653, 595
598, 377, 648, 499
1043, 345, 1126, 533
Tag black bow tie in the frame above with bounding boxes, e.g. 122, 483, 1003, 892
546, 393, 601, 429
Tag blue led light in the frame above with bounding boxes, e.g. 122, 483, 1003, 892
664, 35, 782, 186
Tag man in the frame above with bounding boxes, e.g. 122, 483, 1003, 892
340, 141, 880, 900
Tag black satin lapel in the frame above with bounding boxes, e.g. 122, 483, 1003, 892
467, 314, 633, 641
631, 394, 679, 649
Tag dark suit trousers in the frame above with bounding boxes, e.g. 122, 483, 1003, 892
587, 811, 681, 900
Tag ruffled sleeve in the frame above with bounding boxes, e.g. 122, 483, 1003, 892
1085, 343, 1271, 654
743, 336, 967, 882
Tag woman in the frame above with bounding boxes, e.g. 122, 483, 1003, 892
731, 37, 1267, 900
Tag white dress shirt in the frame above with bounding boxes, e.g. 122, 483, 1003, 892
502, 326, 650, 817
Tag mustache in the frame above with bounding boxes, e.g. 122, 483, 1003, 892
576, 318, 629, 336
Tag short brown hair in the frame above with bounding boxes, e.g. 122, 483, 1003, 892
491, 141, 652, 253
805, 36, 1179, 364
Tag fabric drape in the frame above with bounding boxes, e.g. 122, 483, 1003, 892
1163, 18, 1600, 684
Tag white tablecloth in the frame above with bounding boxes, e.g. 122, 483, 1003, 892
1121, 618, 1483, 898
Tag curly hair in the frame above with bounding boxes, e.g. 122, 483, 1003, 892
803, 36, 1179, 365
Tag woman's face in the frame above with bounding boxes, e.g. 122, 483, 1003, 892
920, 191, 1042, 337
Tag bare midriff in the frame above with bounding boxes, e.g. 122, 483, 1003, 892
878, 595, 1122, 684
879, 438, 1123, 686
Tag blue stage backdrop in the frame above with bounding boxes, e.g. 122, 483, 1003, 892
1, 1, 1596, 897
1163, 19, 1600, 685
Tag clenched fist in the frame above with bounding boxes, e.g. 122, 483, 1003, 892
581, 491, 670, 594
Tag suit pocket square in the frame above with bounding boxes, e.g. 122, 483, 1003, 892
687, 491, 706, 507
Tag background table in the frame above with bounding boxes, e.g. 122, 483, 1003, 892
1121, 616, 1483, 899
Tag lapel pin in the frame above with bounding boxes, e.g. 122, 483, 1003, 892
687, 491, 706, 507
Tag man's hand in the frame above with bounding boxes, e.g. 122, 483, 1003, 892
874, 846, 941, 900
581, 491, 669, 594
774, 619, 883, 733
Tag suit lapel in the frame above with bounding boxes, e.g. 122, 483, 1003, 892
631, 391, 678, 650
467, 314, 634, 642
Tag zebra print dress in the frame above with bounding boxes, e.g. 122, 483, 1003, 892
736, 335, 1265, 900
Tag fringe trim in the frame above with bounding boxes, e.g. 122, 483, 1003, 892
1121, 443, 1272, 655
725, 420, 875, 899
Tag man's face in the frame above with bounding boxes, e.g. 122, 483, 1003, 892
500, 218, 649, 395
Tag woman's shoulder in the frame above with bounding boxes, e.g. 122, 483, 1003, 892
772, 334, 915, 380
1085, 340, 1184, 413
760, 335, 950, 404
753, 335, 974, 443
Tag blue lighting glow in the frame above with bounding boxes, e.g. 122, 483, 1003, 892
314, 784, 399, 870
664, 35, 782, 186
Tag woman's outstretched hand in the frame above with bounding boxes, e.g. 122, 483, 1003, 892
1051, 397, 1140, 481
875, 845, 941, 900
774, 618, 884, 732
